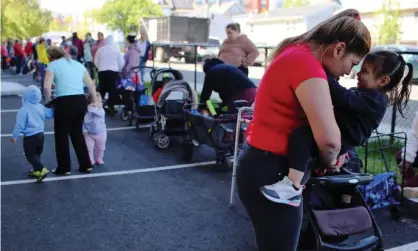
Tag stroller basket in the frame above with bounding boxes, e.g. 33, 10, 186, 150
184, 109, 238, 150
301, 166, 383, 251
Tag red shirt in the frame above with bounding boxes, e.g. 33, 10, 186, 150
25, 42, 33, 55
246, 43, 327, 155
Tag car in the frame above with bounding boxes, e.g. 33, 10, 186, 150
196, 37, 221, 62
349, 44, 418, 82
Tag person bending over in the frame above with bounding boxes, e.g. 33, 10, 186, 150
200, 58, 257, 113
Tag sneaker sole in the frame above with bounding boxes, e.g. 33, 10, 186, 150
36, 173, 48, 183
260, 190, 301, 207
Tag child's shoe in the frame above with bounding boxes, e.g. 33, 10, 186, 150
260, 176, 302, 207
96, 159, 104, 165
32, 167, 49, 182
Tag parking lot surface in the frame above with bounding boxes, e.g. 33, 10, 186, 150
1, 73, 418, 251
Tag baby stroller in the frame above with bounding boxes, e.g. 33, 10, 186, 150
182, 100, 251, 170
102, 68, 140, 121
133, 68, 183, 128
149, 69, 194, 149
298, 161, 384, 251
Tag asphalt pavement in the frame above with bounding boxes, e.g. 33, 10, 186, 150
2, 70, 418, 251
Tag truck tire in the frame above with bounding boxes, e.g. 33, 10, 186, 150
184, 52, 195, 64
156, 47, 170, 63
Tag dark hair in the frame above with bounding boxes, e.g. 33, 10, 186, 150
126, 35, 136, 44
226, 23, 241, 33
363, 51, 413, 117
203, 58, 224, 73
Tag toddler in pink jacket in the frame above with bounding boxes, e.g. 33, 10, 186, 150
83, 93, 107, 165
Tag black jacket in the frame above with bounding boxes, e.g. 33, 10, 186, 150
200, 64, 256, 104
328, 75, 388, 152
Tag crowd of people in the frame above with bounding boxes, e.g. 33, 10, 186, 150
7, 30, 151, 181
4, 10, 418, 251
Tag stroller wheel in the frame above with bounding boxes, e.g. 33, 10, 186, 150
120, 111, 129, 121
182, 142, 194, 162
153, 133, 170, 149
149, 124, 157, 138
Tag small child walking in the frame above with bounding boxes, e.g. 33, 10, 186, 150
83, 93, 107, 166
10, 85, 54, 182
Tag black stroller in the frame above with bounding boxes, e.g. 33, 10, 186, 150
102, 68, 141, 123
298, 161, 384, 251
182, 100, 251, 170
149, 69, 193, 149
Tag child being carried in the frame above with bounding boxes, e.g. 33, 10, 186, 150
260, 51, 413, 207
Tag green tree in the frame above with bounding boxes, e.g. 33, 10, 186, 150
95, 0, 162, 35
283, 0, 310, 8
373, 0, 402, 45
1, 0, 53, 39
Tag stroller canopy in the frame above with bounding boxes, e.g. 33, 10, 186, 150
157, 80, 198, 109
151, 68, 184, 94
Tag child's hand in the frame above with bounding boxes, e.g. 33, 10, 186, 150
10, 138, 16, 143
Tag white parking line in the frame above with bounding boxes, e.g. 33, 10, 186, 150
0, 125, 151, 137
385, 241, 418, 251
1, 109, 19, 113
0, 161, 216, 186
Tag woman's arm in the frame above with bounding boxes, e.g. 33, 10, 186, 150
295, 78, 341, 167
242, 37, 259, 66
83, 70, 98, 102
44, 70, 54, 103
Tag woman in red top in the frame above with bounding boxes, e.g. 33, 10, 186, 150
235, 13, 371, 251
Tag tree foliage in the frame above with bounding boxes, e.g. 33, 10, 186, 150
373, 0, 402, 45
95, 0, 162, 35
1, 0, 53, 40
283, 0, 310, 8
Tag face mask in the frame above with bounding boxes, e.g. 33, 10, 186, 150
87, 36, 92, 41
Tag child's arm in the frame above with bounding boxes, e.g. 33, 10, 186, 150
44, 107, 54, 120
328, 77, 380, 113
11, 109, 28, 141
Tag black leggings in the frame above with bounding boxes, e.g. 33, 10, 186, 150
53, 94, 91, 172
23, 133, 44, 171
98, 70, 119, 110
236, 143, 310, 251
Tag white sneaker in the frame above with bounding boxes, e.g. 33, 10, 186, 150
260, 176, 302, 207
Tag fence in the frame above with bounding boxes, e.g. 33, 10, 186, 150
148, 43, 418, 134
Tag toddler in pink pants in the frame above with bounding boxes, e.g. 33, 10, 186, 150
83, 93, 107, 165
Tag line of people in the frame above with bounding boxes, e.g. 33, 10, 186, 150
9, 30, 151, 182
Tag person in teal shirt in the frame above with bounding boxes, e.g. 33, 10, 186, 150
43, 46, 98, 175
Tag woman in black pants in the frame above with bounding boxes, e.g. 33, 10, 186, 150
236, 12, 371, 251
93, 35, 124, 116
43, 46, 98, 175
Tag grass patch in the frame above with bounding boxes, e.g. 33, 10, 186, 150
354, 134, 406, 183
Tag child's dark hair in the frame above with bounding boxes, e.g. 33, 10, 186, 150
363, 51, 413, 117
126, 35, 136, 44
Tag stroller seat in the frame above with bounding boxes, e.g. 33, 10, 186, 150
301, 167, 384, 251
